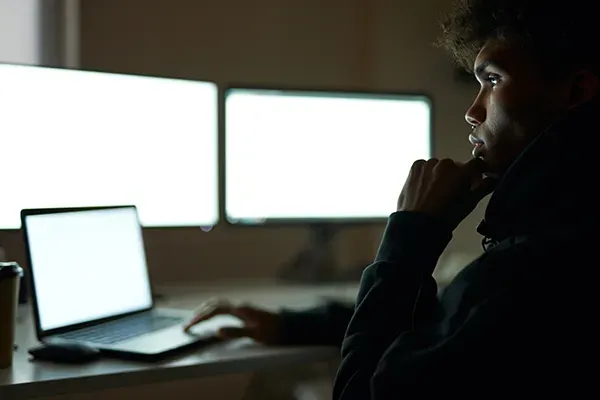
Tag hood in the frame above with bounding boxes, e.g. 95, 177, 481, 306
476, 99, 597, 249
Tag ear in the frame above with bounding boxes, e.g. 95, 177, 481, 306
567, 69, 599, 109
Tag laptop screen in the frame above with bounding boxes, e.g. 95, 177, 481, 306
24, 207, 153, 332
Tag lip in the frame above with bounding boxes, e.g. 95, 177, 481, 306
469, 134, 485, 158
469, 134, 484, 145
472, 144, 484, 158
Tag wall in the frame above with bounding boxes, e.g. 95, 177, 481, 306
0, 0, 40, 63
0, 0, 485, 283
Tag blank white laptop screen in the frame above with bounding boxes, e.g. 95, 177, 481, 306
0, 63, 218, 229
25, 207, 153, 332
225, 89, 432, 222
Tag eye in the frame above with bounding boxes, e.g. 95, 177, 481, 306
485, 73, 501, 87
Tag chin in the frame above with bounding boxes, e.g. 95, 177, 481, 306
476, 156, 500, 178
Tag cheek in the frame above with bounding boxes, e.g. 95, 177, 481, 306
484, 93, 521, 145
497, 81, 564, 138
485, 82, 540, 139
486, 104, 513, 138
482, 89, 533, 171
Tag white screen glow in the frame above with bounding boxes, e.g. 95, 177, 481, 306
225, 89, 432, 222
0, 64, 218, 228
25, 207, 153, 331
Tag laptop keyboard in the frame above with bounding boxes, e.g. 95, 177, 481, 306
58, 313, 183, 345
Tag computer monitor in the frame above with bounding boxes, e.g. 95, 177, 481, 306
0, 63, 218, 229
224, 86, 432, 280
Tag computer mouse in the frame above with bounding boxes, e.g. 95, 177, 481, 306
28, 342, 102, 364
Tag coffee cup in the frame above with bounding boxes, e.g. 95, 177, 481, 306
0, 262, 23, 369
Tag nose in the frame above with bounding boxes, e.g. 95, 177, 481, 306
465, 93, 486, 127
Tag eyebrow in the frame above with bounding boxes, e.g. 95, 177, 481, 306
474, 60, 506, 77
474, 60, 492, 76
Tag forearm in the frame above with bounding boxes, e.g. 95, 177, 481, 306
333, 211, 452, 399
352, 212, 450, 337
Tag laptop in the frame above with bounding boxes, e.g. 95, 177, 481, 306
21, 205, 242, 361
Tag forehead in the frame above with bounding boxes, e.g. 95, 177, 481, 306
474, 39, 539, 76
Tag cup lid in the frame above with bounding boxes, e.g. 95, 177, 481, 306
0, 262, 24, 280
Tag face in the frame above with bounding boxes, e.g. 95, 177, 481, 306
465, 39, 573, 177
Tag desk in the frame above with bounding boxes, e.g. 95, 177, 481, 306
0, 281, 358, 399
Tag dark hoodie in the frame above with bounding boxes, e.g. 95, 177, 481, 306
283, 99, 597, 393
330, 100, 597, 396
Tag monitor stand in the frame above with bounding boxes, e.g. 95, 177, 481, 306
278, 224, 338, 283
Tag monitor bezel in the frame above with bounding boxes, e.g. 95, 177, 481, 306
221, 84, 435, 227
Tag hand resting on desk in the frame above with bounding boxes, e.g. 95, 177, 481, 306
184, 299, 282, 344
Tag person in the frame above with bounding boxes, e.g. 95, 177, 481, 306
186, 0, 596, 387
331, 0, 598, 395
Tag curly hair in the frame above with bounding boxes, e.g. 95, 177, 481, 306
436, 0, 599, 76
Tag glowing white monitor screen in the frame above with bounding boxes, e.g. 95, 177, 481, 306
24, 207, 153, 331
225, 89, 432, 222
0, 63, 218, 229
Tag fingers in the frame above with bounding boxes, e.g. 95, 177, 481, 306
183, 301, 263, 332
217, 326, 255, 340
408, 159, 427, 180
424, 158, 439, 170
461, 157, 487, 177
232, 305, 263, 320
412, 159, 427, 169
183, 299, 233, 331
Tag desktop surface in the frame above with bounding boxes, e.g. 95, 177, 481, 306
0, 281, 355, 398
